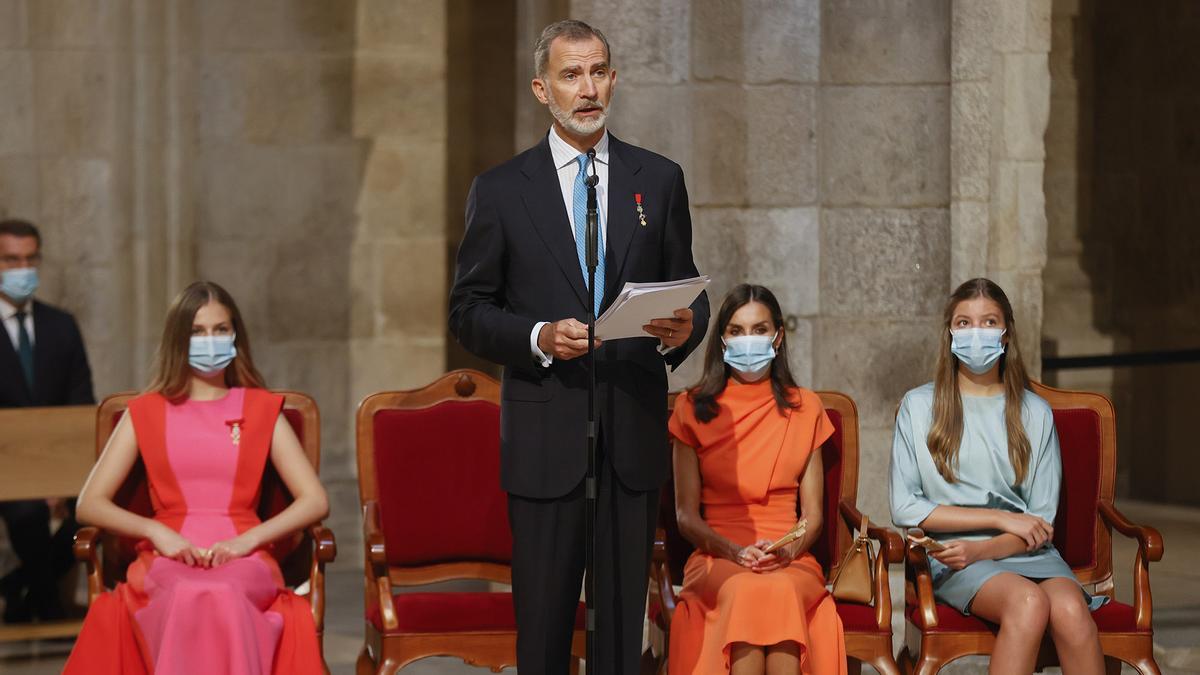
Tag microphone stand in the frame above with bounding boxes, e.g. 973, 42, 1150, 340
583, 147, 599, 674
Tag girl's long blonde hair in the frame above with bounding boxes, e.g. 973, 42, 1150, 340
927, 278, 1032, 484
146, 281, 265, 401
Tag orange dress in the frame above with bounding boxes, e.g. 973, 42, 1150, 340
667, 380, 846, 674
64, 388, 323, 674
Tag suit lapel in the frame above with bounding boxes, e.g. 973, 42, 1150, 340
520, 136, 591, 308
30, 302, 52, 405
604, 135, 643, 303
0, 306, 32, 404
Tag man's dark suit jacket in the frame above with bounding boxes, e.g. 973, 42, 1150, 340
449, 133, 709, 499
0, 300, 94, 408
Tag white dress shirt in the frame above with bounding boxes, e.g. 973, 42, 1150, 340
529, 126, 610, 367
0, 295, 34, 351
528, 126, 676, 366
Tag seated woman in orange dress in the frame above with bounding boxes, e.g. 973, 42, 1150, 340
64, 281, 330, 675
668, 284, 845, 675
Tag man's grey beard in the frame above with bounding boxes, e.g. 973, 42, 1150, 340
548, 95, 611, 136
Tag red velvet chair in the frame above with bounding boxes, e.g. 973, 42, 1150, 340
900, 381, 1164, 675
74, 390, 337, 670
354, 370, 585, 674
647, 391, 905, 675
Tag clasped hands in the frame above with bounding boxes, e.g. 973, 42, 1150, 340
537, 308, 694, 360
735, 536, 804, 574
148, 522, 259, 568
929, 511, 1054, 571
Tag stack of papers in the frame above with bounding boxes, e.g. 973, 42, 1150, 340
595, 275, 710, 340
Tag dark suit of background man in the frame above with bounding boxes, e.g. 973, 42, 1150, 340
449, 20, 709, 674
0, 219, 95, 623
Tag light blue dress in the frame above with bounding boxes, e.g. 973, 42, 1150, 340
889, 383, 1105, 614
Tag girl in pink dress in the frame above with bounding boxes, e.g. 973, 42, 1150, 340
65, 281, 330, 674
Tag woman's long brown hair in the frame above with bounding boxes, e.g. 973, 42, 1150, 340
146, 281, 266, 401
689, 284, 801, 423
927, 278, 1032, 484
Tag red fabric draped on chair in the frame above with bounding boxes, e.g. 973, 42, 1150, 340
900, 381, 1164, 675
354, 369, 585, 674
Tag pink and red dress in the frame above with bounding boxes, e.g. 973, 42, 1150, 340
65, 387, 323, 675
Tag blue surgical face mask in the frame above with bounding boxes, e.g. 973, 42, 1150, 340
189, 334, 237, 376
722, 333, 777, 382
0, 268, 39, 303
950, 327, 1006, 375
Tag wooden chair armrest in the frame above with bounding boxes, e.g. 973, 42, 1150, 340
649, 528, 678, 632
361, 500, 397, 630
838, 500, 904, 563
306, 523, 336, 635
1098, 502, 1164, 561
1098, 502, 1162, 630
905, 541, 938, 629
73, 526, 105, 603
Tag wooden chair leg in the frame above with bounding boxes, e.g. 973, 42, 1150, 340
376, 657, 401, 675
871, 653, 903, 675
356, 647, 375, 675
1131, 656, 1162, 675
570, 657, 582, 675
897, 647, 915, 675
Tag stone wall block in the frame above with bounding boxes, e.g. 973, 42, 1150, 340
0, 159, 37, 219
950, 0, 994, 81
353, 54, 446, 140
377, 237, 447, 339
746, 85, 818, 206
820, 86, 950, 207
995, 0, 1052, 54
575, 0, 689, 84
0, 0, 27, 47
822, 0, 950, 84
357, 0, 444, 54
243, 54, 353, 143
34, 52, 116, 155
692, 207, 820, 319
38, 159, 115, 264
266, 238, 352, 341
983, 268, 1043, 376
1016, 161, 1048, 267
198, 0, 285, 50
201, 145, 361, 243
690, 84, 747, 206
950, 200, 988, 286
821, 208, 950, 317
195, 239, 275, 331
787, 317, 815, 391
856, 427, 893, 528
196, 55, 244, 142
693, 0, 819, 84
254, 339, 351, 445
350, 336, 446, 400
30, 0, 127, 48
988, 159, 1047, 271
1002, 54, 1050, 161
607, 84, 693, 182
280, 0, 355, 50
951, 81, 990, 201
0, 52, 33, 155
131, 0, 166, 51
359, 138, 446, 239
813, 318, 941, 429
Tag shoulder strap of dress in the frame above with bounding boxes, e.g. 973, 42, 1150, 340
126, 392, 183, 517
229, 388, 285, 509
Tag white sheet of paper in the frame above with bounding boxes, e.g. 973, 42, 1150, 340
594, 275, 710, 340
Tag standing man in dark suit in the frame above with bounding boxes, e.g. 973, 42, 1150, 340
449, 20, 709, 674
0, 219, 95, 622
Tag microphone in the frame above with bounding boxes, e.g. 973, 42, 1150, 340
584, 148, 599, 281
585, 148, 599, 188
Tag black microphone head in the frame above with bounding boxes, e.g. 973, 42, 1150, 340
586, 147, 596, 159
585, 174, 599, 187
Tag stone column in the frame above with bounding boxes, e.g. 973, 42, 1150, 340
950, 0, 1053, 375
816, 0, 952, 523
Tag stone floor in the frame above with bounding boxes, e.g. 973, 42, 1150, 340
0, 499, 1196, 674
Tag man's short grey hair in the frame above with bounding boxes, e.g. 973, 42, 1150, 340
533, 20, 612, 78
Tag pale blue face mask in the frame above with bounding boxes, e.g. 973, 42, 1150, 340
0, 268, 39, 303
722, 333, 777, 382
189, 334, 237, 376
950, 327, 1006, 375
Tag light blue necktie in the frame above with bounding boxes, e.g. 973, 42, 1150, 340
573, 153, 605, 311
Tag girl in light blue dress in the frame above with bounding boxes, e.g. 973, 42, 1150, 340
890, 278, 1105, 675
